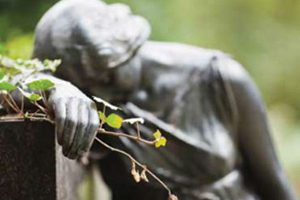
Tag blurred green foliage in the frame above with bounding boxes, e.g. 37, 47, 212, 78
1, 0, 300, 195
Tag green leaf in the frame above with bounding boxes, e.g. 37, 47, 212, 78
27, 80, 39, 90
28, 93, 42, 101
27, 79, 54, 91
38, 79, 54, 91
98, 111, 106, 122
0, 81, 16, 92
106, 113, 123, 129
93, 96, 121, 110
18, 87, 42, 101
43, 59, 61, 72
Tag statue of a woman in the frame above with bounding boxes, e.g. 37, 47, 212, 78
32, 0, 298, 199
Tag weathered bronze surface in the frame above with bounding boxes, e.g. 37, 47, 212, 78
30, 0, 298, 199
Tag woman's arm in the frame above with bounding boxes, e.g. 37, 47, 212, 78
223, 57, 298, 200
11, 72, 99, 159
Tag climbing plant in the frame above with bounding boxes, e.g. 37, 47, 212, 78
0, 54, 177, 200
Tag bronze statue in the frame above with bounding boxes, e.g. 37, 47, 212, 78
32, 0, 298, 199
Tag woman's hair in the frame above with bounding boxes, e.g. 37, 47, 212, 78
33, 0, 151, 70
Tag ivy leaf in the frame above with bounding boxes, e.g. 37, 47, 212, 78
27, 79, 54, 91
27, 80, 39, 90
155, 137, 167, 148
123, 118, 144, 124
153, 130, 162, 139
28, 93, 42, 101
106, 113, 123, 129
93, 96, 121, 110
43, 59, 61, 72
38, 79, 54, 91
98, 111, 106, 122
0, 81, 16, 92
18, 87, 42, 101
153, 130, 167, 148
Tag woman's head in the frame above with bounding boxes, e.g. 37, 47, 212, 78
34, 0, 151, 71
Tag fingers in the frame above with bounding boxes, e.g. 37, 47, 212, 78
66, 103, 89, 159
54, 98, 66, 146
53, 97, 100, 159
62, 98, 79, 157
77, 103, 99, 157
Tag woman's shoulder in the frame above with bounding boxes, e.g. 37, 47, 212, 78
139, 41, 226, 71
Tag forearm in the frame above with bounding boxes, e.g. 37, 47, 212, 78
219, 56, 299, 200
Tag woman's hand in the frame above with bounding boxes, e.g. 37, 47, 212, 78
48, 81, 99, 159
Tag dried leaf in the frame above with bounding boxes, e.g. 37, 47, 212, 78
168, 194, 178, 200
131, 160, 140, 183
93, 96, 121, 110
140, 169, 149, 182
123, 118, 144, 124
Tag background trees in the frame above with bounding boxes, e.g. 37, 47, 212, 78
1, 0, 299, 195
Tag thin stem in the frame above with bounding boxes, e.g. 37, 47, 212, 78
8, 93, 21, 113
21, 95, 24, 114
40, 91, 48, 108
98, 129, 156, 146
136, 122, 141, 139
0, 96, 10, 113
33, 101, 48, 115
0, 116, 25, 122
103, 105, 106, 114
3, 96, 20, 113
95, 137, 172, 196
0, 114, 54, 124
24, 115, 54, 124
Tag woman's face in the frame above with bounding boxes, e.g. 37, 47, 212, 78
80, 2, 150, 70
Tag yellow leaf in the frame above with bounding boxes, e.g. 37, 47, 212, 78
153, 129, 162, 139
155, 137, 167, 148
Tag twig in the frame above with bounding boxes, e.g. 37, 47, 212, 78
8, 93, 21, 113
136, 122, 141, 140
3, 96, 20, 113
33, 101, 48, 115
24, 115, 54, 124
94, 137, 172, 196
40, 91, 48, 108
21, 95, 24, 114
98, 129, 156, 146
